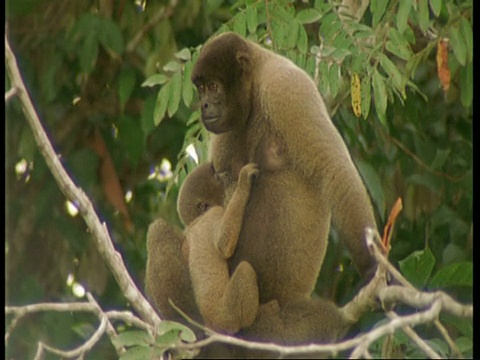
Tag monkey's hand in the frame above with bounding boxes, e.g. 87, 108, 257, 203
238, 163, 259, 189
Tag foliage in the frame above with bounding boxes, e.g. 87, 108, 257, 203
6, 0, 471, 358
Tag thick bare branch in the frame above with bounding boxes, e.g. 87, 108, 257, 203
5, 35, 161, 328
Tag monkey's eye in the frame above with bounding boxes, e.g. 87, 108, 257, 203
197, 84, 205, 93
208, 82, 218, 92
197, 202, 210, 212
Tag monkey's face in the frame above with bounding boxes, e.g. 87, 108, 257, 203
191, 33, 252, 134
194, 80, 231, 133
177, 163, 225, 225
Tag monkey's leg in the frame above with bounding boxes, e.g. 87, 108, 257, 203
198, 260, 259, 334
241, 297, 349, 345
222, 261, 259, 330
145, 218, 200, 323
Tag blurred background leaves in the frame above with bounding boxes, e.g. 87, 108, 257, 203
6, 0, 472, 358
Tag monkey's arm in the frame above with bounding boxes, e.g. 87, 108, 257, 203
263, 67, 377, 276
215, 163, 259, 258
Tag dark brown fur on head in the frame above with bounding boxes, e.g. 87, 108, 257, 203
191, 33, 251, 89
191, 33, 253, 134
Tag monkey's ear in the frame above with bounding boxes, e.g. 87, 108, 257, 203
236, 51, 251, 74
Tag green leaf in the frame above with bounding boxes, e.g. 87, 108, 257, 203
297, 26, 308, 54
80, 32, 99, 73
305, 56, 316, 78
141, 94, 156, 137
297, 53, 306, 69
99, 18, 124, 55
41, 55, 62, 103
459, 62, 472, 108
112, 330, 152, 348
328, 63, 340, 98
67, 149, 99, 190
371, 0, 389, 26
396, 0, 412, 34
398, 248, 435, 289
233, 12, 247, 37
379, 53, 404, 96
449, 26, 467, 66
272, 23, 286, 49
418, 0, 429, 33
430, 148, 450, 169
163, 61, 180, 72
117, 115, 144, 166
141, 74, 168, 88
455, 337, 473, 354
285, 20, 299, 50
350, 52, 368, 73
186, 109, 201, 126
361, 75, 371, 119
154, 82, 170, 126
174, 48, 191, 61
317, 61, 329, 95
385, 40, 412, 61
119, 345, 157, 360
296, 8, 322, 24
372, 70, 387, 124
355, 159, 385, 218
330, 48, 351, 61
429, 0, 442, 17
156, 320, 196, 342
167, 71, 182, 117
118, 68, 136, 109
429, 262, 473, 288
182, 61, 194, 107
245, 5, 257, 34
460, 17, 473, 63
319, 15, 342, 41
387, 26, 414, 59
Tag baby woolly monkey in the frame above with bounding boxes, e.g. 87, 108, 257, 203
177, 162, 260, 334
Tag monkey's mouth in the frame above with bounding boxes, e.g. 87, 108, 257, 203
203, 116, 219, 124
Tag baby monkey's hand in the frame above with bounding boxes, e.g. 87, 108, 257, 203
238, 163, 260, 188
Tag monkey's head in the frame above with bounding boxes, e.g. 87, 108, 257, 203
177, 162, 225, 226
191, 32, 253, 134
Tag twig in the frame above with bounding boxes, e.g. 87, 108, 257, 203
379, 286, 472, 319
105, 310, 154, 332
126, 0, 178, 53
350, 300, 443, 358
86, 293, 126, 356
378, 125, 467, 182
5, 87, 18, 102
170, 283, 468, 358
34, 316, 107, 359
5, 35, 161, 328
386, 311, 440, 359
434, 319, 463, 359
6, 299, 156, 358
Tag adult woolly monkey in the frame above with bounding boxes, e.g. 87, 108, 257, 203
193, 31, 377, 337
178, 162, 260, 334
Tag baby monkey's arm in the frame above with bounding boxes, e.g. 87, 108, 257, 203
215, 163, 259, 258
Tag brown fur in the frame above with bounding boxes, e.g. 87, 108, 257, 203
147, 162, 261, 335
180, 162, 260, 334
146, 32, 376, 347
192, 32, 376, 342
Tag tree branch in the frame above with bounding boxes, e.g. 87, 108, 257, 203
5, 34, 161, 328
125, 0, 178, 53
